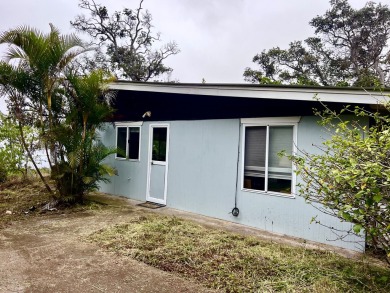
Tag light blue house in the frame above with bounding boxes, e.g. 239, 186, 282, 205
99, 82, 385, 251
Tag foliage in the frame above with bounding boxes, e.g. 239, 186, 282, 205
0, 112, 38, 181
51, 70, 117, 202
0, 24, 88, 194
0, 25, 116, 203
244, 0, 390, 87
90, 214, 390, 292
71, 0, 180, 81
289, 103, 390, 263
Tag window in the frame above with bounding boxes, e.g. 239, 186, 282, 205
116, 127, 127, 158
128, 127, 140, 160
152, 127, 167, 161
116, 126, 141, 160
243, 121, 296, 196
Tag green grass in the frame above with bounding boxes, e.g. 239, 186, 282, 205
89, 215, 390, 293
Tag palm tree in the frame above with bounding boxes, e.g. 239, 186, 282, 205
1, 24, 117, 203
0, 24, 88, 196
54, 70, 117, 202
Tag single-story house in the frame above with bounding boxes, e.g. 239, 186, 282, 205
98, 82, 387, 252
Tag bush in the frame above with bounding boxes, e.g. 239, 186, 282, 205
291, 103, 390, 263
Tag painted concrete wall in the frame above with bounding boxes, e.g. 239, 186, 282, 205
235, 116, 364, 251
99, 117, 365, 251
167, 119, 240, 220
98, 123, 148, 201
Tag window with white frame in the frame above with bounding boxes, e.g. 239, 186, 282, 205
242, 120, 297, 195
116, 126, 141, 160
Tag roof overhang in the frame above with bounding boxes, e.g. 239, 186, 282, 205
109, 82, 389, 105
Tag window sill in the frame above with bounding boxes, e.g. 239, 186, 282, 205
115, 157, 140, 162
241, 188, 296, 199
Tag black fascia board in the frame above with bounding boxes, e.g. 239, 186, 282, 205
108, 89, 371, 122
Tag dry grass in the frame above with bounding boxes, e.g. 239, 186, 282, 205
0, 177, 109, 228
89, 215, 390, 293
2, 178, 389, 292
0, 177, 52, 228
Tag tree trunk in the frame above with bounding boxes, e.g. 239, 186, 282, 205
17, 122, 54, 196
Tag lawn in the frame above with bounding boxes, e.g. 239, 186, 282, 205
89, 215, 390, 292
1, 178, 389, 292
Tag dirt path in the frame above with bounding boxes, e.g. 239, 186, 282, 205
0, 203, 218, 293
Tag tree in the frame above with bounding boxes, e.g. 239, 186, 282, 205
52, 70, 117, 202
71, 0, 180, 81
0, 24, 87, 194
0, 112, 38, 181
0, 25, 116, 203
290, 104, 390, 263
244, 0, 390, 87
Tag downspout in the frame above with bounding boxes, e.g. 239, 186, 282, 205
231, 119, 241, 217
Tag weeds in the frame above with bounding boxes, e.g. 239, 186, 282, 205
0, 177, 52, 227
90, 215, 390, 293
0, 178, 114, 228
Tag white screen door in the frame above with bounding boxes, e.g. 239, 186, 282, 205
146, 124, 169, 204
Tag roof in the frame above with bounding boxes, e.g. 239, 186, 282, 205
109, 81, 389, 105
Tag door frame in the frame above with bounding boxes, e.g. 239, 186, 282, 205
146, 123, 170, 205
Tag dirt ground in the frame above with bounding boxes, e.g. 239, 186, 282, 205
0, 192, 366, 293
0, 196, 219, 293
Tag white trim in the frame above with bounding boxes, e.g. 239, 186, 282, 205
146, 123, 170, 205
115, 126, 127, 160
242, 188, 296, 199
240, 123, 246, 191
115, 121, 143, 127
241, 117, 301, 124
109, 82, 388, 105
115, 125, 141, 161
264, 125, 269, 192
241, 118, 297, 198
129, 126, 142, 161
292, 121, 298, 197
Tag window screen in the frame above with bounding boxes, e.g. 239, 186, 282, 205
268, 126, 293, 194
116, 127, 127, 158
243, 125, 293, 194
152, 127, 167, 161
128, 127, 140, 160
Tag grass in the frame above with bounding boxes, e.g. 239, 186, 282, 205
0, 177, 52, 228
0, 176, 110, 228
1, 178, 389, 292
89, 215, 390, 293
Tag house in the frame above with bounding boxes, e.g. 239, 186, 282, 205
99, 82, 386, 251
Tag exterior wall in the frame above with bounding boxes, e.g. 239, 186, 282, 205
99, 117, 365, 251
235, 116, 364, 251
98, 123, 148, 201
167, 119, 240, 220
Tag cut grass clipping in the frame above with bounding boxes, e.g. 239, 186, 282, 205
89, 215, 390, 292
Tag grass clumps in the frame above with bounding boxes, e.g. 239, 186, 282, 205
0, 177, 52, 227
0, 178, 115, 228
89, 215, 390, 292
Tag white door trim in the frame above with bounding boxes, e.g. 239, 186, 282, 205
146, 123, 170, 205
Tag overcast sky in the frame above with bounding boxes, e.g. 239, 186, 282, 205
0, 0, 373, 83
0, 0, 377, 112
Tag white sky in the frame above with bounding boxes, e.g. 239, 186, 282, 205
0, 0, 376, 111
